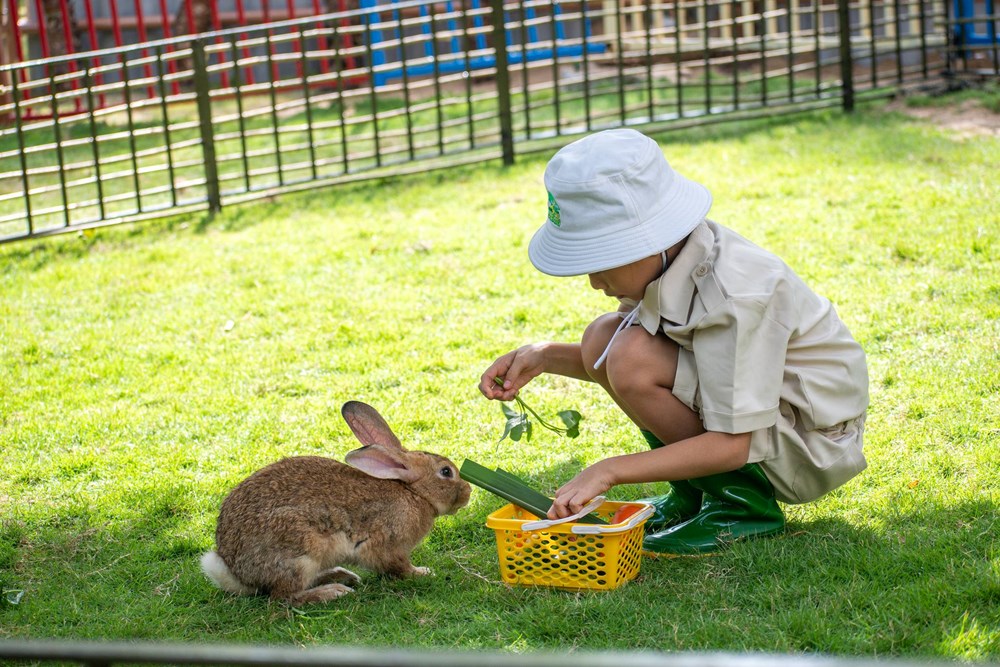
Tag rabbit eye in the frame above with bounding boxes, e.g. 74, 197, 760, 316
439, 466, 454, 478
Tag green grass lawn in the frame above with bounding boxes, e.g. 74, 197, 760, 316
1, 98, 998, 659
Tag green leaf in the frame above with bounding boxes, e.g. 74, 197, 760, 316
497, 394, 583, 443
558, 410, 582, 430
501, 412, 529, 442
509, 422, 524, 441
499, 420, 513, 442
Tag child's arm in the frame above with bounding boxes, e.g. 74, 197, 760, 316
547, 431, 752, 519
479, 341, 592, 401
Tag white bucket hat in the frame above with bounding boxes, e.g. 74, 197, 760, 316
528, 129, 712, 277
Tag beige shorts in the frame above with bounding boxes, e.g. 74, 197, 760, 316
749, 407, 867, 504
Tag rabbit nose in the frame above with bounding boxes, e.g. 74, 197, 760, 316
454, 483, 471, 511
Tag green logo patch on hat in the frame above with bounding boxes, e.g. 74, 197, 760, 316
547, 191, 561, 227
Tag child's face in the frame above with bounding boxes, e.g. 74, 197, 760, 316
587, 254, 663, 302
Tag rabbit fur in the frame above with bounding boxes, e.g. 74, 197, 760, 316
201, 401, 471, 604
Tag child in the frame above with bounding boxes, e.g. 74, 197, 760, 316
479, 128, 869, 554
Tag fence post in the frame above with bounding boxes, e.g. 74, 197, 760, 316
836, 0, 855, 111
490, 0, 515, 165
191, 38, 222, 214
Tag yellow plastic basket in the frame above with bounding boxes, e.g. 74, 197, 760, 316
485, 500, 654, 591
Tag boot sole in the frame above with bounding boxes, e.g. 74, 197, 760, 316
640, 549, 718, 559
641, 524, 785, 556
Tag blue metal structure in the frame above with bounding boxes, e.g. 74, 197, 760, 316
952, 0, 998, 47
361, 0, 607, 86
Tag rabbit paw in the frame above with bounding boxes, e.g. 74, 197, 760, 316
313, 567, 361, 587
412, 566, 433, 577
288, 583, 354, 605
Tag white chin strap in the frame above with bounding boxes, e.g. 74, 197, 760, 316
592, 251, 669, 371
593, 304, 640, 370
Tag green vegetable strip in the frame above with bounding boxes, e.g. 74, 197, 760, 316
460, 459, 606, 525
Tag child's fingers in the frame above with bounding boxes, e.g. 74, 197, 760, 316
549, 486, 587, 519
503, 354, 540, 393
551, 463, 614, 519
479, 356, 515, 398
549, 495, 583, 519
479, 375, 503, 398
547, 497, 570, 519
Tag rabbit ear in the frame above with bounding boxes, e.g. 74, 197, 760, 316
342, 401, 404, 451
344, 445, 420, 483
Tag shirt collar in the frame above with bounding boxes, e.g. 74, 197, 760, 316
636, 220, 714, 331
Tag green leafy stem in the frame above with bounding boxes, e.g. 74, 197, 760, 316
494, 376, 582, 442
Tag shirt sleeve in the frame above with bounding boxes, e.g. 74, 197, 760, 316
691, 294, 793, 434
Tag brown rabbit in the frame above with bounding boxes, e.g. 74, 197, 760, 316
200, 401, 471, 604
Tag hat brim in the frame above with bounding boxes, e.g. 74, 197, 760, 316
528, 174, 712, 277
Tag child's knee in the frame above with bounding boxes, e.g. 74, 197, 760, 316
605, 328, 679, 396
580, 313, 624, 377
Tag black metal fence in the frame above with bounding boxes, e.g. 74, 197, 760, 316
0, 0, 968, 243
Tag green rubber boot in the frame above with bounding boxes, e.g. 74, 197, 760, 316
642, 463, 785, 555
635, 431, 703, 532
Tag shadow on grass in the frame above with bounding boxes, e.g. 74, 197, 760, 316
0, 158, 504, 274
632, 497, 999, 654
2, 462, 997, 655
0, 211, 215, 273
461, 454, 1000, 647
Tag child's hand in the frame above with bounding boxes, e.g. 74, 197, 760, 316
479, 344, 547, 401
548, 460, 616, 519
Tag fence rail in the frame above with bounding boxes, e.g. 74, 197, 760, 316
0, 0, 979, 244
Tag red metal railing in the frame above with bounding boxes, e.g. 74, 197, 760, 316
1, 0, 364, 118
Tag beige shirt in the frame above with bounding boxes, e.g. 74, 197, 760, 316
629, 219, 869, 465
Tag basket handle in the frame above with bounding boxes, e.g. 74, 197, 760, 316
570, 503, 655, 535
520, 496, 606, 531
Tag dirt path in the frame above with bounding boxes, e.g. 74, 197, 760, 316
885, 97, 1000, 139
